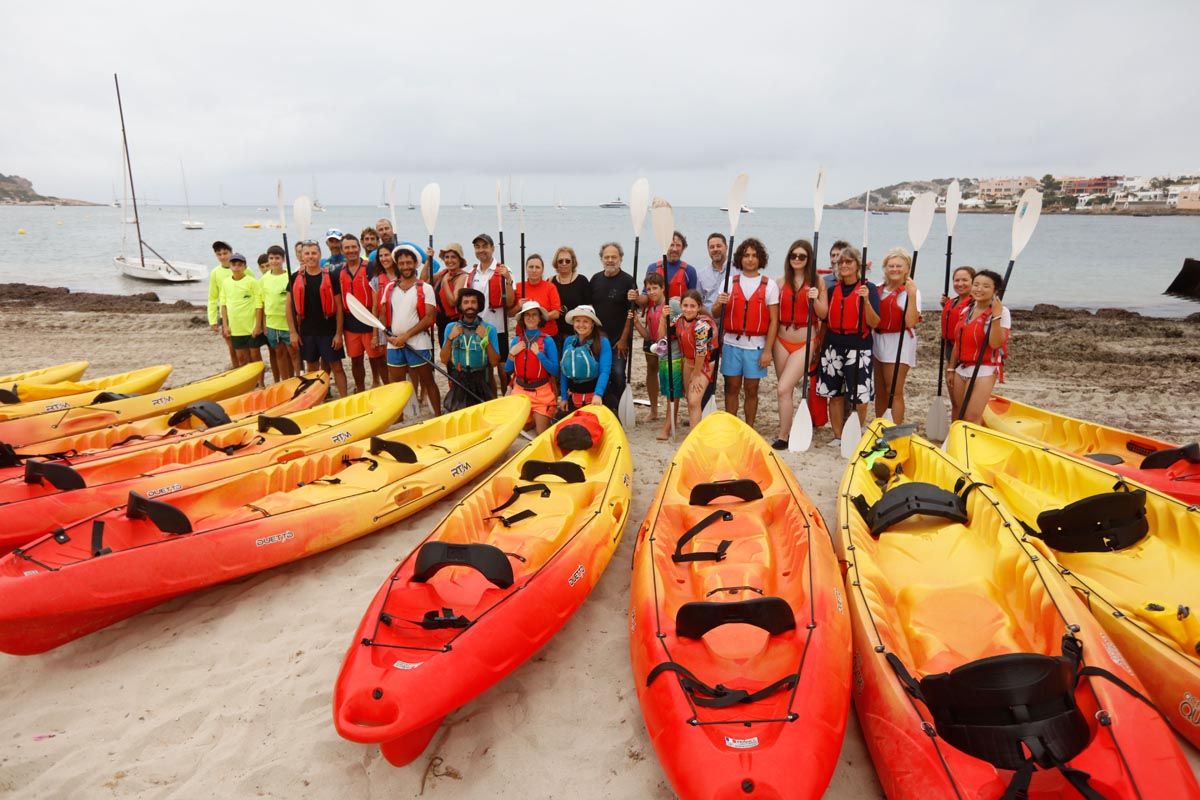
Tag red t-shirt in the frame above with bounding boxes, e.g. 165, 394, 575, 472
514, 280, 563, 336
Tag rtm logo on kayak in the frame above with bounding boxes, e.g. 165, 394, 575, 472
450, 461, 471, 478
146, 483, 182, 498
568, 565, 585, 587
330, 431, 351, 444
151, 395, 174, 406
1182, 692, 1200, 727
255, 531, 295, 547
44, 401, 70, 412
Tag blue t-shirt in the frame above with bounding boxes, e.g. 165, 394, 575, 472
505, 330, 560, 378
559, 334, 613, 398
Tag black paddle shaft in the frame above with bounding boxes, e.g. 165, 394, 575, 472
282, 232, 292, 277
702, 236, 736, 409
957, 257, 1015, 421
664, 251, 676, 431
885, 249, 917, 411
627, 235, 640, 382
934, 234, 953, 397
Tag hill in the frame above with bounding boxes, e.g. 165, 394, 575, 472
833, 177, 980, 209
0, 174, 97, 206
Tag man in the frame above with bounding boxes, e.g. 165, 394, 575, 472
824, 240, 850, 289
375, 218, 397, 251
466, 233, 513, 394
286, 240, 349, 397
697, 232, 731, 308
639, 230, 697, 306
320, 229, 345, 268
207, 240, 238, 368
379, 245, 441, 416
591, 241, 637, 415
360, 227, 380, 259
334, 234, 385, 392
440, 288, 499, 411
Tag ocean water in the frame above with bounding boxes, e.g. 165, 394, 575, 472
2, 204, 1198, 317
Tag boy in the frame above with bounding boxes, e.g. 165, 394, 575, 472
219, 253, 265, 381
207, 240, 237, 368
631, 271, 667, 423
261, 245, 299, 382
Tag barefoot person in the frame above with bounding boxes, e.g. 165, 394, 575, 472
261, 245, 299, 382
505, 300, 559, 435
813, 246, 880, 446
649, 284, 684, 441
336, 234, 384, 393
872, 248, 922, 423
941, 265, 976, 419
287, 241, 349, 398
207, 240, 237, 368
712, 237, 778, 429
949, 269, 1010, 424
466, 233, 514, 395
631, 272, 667, 422
219, 253, 264, 378
673, 290, 718, 430
378, 245, 441, 416
772, 239, 824, 449
557, 305, 611, 413
440, 288, 498, 412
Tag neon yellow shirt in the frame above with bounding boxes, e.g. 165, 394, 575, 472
207, 264, 233, 325
220, 274, 264, 336
259, 271, 291, 330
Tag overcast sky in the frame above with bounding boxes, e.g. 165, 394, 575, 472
4, 1, 1198, 207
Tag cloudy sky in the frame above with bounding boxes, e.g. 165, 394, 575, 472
3, 1, 1197, 207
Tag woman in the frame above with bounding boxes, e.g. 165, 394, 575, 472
432, 242, 468, 344
505, 300, 560, 434
813, 246, 880, 446
949, 269, 1010, 424
673, 289, 718, 431
511, 254, 562, 341
369, 245, 398, 383
941, 266, 976, 419
872, 248, 922, 423
558, 305, 612, 412
772, 239, 824, 449
550, 246, 591, 353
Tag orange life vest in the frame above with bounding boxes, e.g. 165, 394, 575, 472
877, 286, 913, 334
956, 305, 1008, 380
512, 330, 550, 387
941, 295, 970, 342
828, 280, 867, 336
466, 264, 504, 309
723, 275, 771, 337
779, 280, 813, 328
338, 263, 372, 313
292, 269, 336, 320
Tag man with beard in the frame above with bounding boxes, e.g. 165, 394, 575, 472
286, 240, 349, 398
377, 245, 441, 416
439, 288, 499, 411
697, 232, 731, 308
590, 241, 636, 415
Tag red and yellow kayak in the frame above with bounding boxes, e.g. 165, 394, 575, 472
630, 411, 850, 800
334, 406, 632, 766
0, 364, 173, 415
0, 396, 528, 655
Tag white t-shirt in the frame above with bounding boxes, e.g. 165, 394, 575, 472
723, 273, 780, 350
954, 306, 1011, 378
387, 282, 438, 351
871, 285, 924, 352
469, 262, 506, 332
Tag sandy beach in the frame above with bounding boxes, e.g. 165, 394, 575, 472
1, 286, 1197, 798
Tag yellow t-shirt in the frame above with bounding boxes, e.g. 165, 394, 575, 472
207, 265, 233, 325
259, 271, 291, 331
220, 275, 264, 336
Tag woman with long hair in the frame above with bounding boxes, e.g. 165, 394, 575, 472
771, 238, 824, 449
949, 269, 1010, 424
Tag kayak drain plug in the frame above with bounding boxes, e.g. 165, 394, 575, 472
372, 688, 383, 700
741, 779, 754, 793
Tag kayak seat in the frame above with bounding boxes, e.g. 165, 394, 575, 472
167, 400, 232, 429
23, 460, 86, 491
90, 391, 136, 404
126, 491, 193, 535
676, 596, 795, 640
412, 541, 514, 590
369, 436, 418, 464
257, 414, 302, 436
852, 482, 968, 538
1084, 452, 1124, 466
0, 388, 20, 404
689, 479, 763, 506
1141, 442, 1200, 470
1030, 490, 1148, 553
519, 459, 585, 484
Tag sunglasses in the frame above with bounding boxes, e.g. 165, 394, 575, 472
789, 253, 809, 261
297, 239, 318, 247
838, 258, 858, 265
556, 258, 573, 265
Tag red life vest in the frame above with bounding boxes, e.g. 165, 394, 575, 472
941, 295, 970, 342
723, 274, 771, 337
877, 286, 913, 334
434, 270, 463, 320
338, 263, 372, 313
828, 280, 867, 336
466, 264, 504, 309
676, 314, 717, 378
512, 330, 550, 387
779, 280, 813, 328
377, 279, 429, 332
653, 261, 690, 298
292, 269, 336, 320
956, 306, 1009, 379
645, 301, 665, 342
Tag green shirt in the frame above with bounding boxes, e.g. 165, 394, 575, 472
207, 264, 233, 325
220, 274, 264, 336
259, 271, 291, 330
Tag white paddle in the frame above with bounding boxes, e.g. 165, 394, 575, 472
882, 191, 937, 422
387, 178, 398, 236
839, 182, 876, 457
926, 179, 962, 441
651, 197, 676, 441
702, 172, 750, 419
618, 178, 650, 430
294, 196, 312, 243
790, 169, 825, 453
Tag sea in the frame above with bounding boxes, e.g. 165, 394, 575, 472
2, 204, 1197, 317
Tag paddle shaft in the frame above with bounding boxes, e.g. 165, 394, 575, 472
498, 230, 508, 370
885, 250, 918, 411
664, 250, 675, 434
403, 344, 528, 439
804, 230, 820, 401
705, 236, 736, 402
934, 234, 953, 397
282, 232, 292, 277
627, 235, 640, 382
956, 257, 1015, 420
427, 233, 436, 358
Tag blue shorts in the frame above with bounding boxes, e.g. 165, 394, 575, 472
265, 328, 291, 348
300, 335, 344, 365
720, 345, 768, 379
387, 347, 433, 368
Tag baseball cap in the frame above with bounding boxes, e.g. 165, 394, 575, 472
325, 228, 344, 241
472, 233, 494, 247
229, 252, 247, 264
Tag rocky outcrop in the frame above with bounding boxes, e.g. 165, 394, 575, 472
0, 174, 97, 206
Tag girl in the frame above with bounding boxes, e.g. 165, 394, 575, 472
813, 246, 881, 445
941, 266, 976, 419
505, 300, 560, 434
772, 239, 824, 449
558, 305, 612, 412
631, 272, 666, 424
872, 248, 921, 423
950, 269, 1010, 424
550, 246, 591, 353
673, 290, 718, 430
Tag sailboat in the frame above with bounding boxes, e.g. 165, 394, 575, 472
312, 177, 326, 212
219, 184, 228, 207
377, 179, 387, 208
554, 186, 565, 210
180, 161, 204, 229
507, 175, 519, 211
718, 204, 754, 214
407, 183, 416, 211
461, 186, 473, 211
111, 74, 206, 283
110, 182, 120, 208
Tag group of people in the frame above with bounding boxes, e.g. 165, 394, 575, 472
205, 218, 1012, 445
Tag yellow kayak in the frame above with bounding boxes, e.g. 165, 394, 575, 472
945, 420, 1200, 750
0, 365, 173, 419
0, 361, 89, 385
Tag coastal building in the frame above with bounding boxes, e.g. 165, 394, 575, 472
1174, 185, 1200, 210
1119, 176, 1151, 193
1060, 176, 1121, 196
894, 189, 917, 204
978, 176, 1038, 202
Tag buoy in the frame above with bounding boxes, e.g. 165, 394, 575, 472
17, 229, 26, 235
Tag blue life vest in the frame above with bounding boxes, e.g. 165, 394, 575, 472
560, 336, 600, 381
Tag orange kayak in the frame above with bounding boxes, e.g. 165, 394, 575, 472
630, 412, 851, 800
0, 364, 172, 413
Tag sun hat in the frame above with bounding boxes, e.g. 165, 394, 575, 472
517, 299, 546, 321
439, 243, 466, 262
564, 304, 603, 327
392, 243, 422, 262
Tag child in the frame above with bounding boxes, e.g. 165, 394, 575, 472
219, 253, 265, 380
260, 246, 298, 382
631, 272, 666, 422
558, 305, 611, 413
673, 290, 718, 430
255, 253, 281, 382
711, 237, 779, 429
505, 300, 559, 434
207, 240, 237, 368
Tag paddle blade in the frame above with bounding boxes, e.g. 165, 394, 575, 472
420, 183, 441, 236
907, 192, 938, 251
882, 409, 894, 422
926, 395, 951, 441
945, 179, 962, 235
630, 178, 650, 236
276, 180, 286, 231
403, 385, 420, 420
293, 196, 313, 241
495, 180, 504, 232
813, 168, 827, 233
1010, 188, 1043, 261
344, 293, 385, 331
841, 413, 862, 460
862, 190, 871, 249
618, 385, 636, 429
726, 172, 749, 234
787, 405, 812, 453
701, 394, 717, 419
651, 197, 675, 255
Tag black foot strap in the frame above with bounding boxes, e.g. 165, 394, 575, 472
689, 479, 763, 506
257, 414, 301, 435
419, 607, 471, 630
675, 596, 796, 639
91, 520, 112, 557
202, 436, 259, 456
491, 483, 551, 513
412, 541, 515, 589
646, 661, 799, 709
672, 510, 733, 563
369, 436, 418, 464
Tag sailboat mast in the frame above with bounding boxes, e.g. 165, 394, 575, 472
114, 73, 147, 270
180, 160, 193, 219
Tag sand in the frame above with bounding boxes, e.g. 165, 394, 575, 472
0, 289, 1197, 798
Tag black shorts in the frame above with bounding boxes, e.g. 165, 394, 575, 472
299, 335, 345, 365
230, 334, 264, 349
